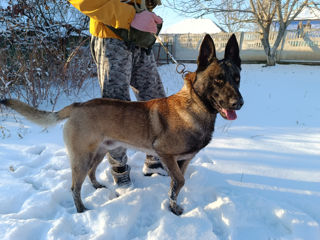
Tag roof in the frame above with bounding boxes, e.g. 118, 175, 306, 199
293, 6, 320, 20
161, 18, 223, 34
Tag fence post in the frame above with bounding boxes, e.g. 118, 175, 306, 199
173, 34, 177, 62
239, 32, 244, 54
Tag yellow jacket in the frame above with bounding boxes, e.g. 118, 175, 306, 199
69, 0, 140, 39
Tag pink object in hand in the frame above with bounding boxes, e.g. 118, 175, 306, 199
131, 11, 163, 34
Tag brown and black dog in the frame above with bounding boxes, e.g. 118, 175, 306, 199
0, 34, 243, 215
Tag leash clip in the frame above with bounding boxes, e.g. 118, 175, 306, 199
176, 63, 185, 74
154, 34, 188, 78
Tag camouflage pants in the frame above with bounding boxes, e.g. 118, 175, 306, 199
90, 36, 166, 171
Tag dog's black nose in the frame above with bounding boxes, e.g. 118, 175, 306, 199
230, 97, 244, 110
238, 97, 244, 107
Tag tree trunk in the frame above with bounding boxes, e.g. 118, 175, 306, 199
266, 53, 276, 66
260, 29, 273, 66
260, 27, 286, 66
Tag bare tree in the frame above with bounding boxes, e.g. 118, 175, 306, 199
311, 1, 320, 10
252, 0, 308, 65
0, 0, 92, 107
167, 0, 310, 66
215, 0, 251, 32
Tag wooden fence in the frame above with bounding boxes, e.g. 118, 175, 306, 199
153, 30, 320, 64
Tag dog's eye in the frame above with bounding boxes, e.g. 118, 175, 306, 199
214, 78, 224, 86
213, 73, 225, 87
217, 74, 224, 80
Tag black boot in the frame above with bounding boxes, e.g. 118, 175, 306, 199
143, 155, 168, 176
111, 165, 132, 187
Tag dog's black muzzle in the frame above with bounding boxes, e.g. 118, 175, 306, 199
231, 96, 244, 110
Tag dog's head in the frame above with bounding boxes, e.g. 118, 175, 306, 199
193, 34, 244, 120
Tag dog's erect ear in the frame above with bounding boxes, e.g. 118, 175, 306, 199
197, 34, 216, 72
224, 34, 241, 69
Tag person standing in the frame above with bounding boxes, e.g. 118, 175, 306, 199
69, 0, 167, 187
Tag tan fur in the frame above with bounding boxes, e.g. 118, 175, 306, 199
2, 74, 214, 215
1, 34, 243, 215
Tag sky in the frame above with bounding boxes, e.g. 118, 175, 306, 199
155, 3, 320, 33
154, 4, 188, 30
154, 3, 219, 31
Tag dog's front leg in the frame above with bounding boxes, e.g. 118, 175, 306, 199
159, 155, 185, 215
169, 179, 184, 216
72, 187, 88, 213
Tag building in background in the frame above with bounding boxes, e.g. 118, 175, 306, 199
161, 18, 224, 34
273, 6, 320, 31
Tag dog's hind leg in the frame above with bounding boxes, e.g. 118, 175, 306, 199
88, 149, 107, 189
159, 155, 185, 216
70, 153, 91, 213
178, 159, 192, 176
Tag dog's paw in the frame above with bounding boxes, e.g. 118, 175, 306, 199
76, 205, 89, 213
92, 182, 107, 189
169, 200, 184, 216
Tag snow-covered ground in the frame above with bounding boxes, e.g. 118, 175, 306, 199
0, 64, 320, 240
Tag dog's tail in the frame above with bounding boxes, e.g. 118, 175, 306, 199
0, 99, 74, 127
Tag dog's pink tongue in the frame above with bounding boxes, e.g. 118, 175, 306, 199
222, 109, 237, 120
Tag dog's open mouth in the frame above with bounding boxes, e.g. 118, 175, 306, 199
219, 108, 237, 120
212, 98, 237, 120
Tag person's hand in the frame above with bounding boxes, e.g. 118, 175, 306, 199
131, 11, 162, 34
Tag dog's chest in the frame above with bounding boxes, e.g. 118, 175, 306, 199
183, 115, 216, 153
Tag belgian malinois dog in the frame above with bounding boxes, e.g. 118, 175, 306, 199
1, 34, 243, 215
